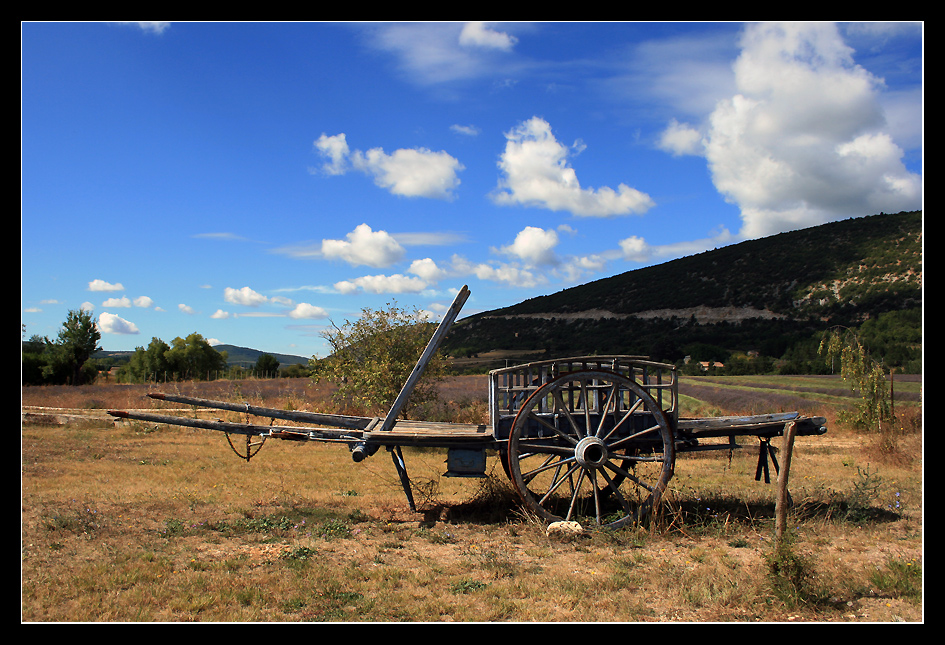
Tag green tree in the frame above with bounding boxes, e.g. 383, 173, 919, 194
313, 301, 446, 418
22, 332, 47, 355
143, 337, 172, 378
280, 363, 311, 378
22, 333, 52, 385
121, 337, 172, 383
42, 309, 102, 385
165, 333, 228, 380
254, 353, 280, 376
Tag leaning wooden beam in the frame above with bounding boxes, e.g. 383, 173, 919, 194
380, 285, 470, 432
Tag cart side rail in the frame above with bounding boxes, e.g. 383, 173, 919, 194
677, 413, 828, 440
488, 355, 678, 433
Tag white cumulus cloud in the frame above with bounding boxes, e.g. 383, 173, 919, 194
449, 254, 544, 289
617, 228, 735, 265
224, 286, 269, 307
88, 279, 124, 292
314, 133, 350, 175
114, 22, 171, 35
102, 296, 131, 308
333, 274, 429, 295
352, 147, 464, 199
618, 236, 653, 263
658, 118, 704, 157
408, 257, 448, 282
98, 312, 139, 335
320, 224, 406, 268
315, 133, 464, 200
660, 22, 921, 239
492, 117, 655, 217
288, 303, 329, 319
499, 226, 560, 266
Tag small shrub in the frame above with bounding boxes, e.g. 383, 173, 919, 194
283, 546, 318, 569
161, 518, 187, 536
764, 537, 830, 607
869, 557, 922, 601
318, 518, 351, 540
450, 579, 488, 594
845, 465, 883, 519
44, 507, 105, 536
284, 546, 318, 561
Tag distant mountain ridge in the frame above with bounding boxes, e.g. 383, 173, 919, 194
209, 345, 310, 368
443, 210, 922, 369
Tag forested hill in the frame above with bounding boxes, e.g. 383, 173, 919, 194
209, 345, 309, 368
443, 210, 922, 373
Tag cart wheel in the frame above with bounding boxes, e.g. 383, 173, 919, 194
506, 370, 675, 529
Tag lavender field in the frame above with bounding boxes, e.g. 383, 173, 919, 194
676, 373, 921, 420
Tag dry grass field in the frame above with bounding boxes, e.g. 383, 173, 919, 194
22, 374, 923, 622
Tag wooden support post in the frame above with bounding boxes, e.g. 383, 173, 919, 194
775, 421, 798, 543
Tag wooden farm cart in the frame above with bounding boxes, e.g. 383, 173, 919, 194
108, 285, 827, 529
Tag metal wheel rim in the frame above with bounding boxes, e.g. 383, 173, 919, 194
506, 370, 675, 529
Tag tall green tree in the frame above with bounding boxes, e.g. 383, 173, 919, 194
165, 333, 228, 380
121, 337, 172, 382
43, 309, 102, 385
254, 353, 280, 376
313, 301, 446, 418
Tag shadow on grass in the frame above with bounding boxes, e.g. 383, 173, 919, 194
408, 462, 905, 535
421, 474, 526, 527
657, 492, 902, 535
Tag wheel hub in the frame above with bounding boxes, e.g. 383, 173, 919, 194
574, 436, 608, 469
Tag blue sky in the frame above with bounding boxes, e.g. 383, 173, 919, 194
21, 21, 923, 359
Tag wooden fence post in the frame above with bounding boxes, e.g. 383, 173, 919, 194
775, 421, 798, 543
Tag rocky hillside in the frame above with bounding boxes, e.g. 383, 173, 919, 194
443, 210, 922, 372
